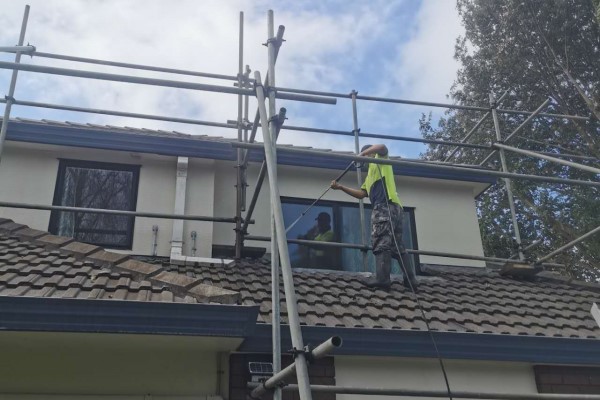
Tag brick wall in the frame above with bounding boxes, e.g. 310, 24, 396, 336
229, 353, 335, 400
534, 365, 600, 394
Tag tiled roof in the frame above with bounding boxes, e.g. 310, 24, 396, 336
137, 257, 600, 339
0, 219, 239, 304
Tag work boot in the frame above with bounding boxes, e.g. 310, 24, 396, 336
400, 253, 419, 292
365, 252, 391, 289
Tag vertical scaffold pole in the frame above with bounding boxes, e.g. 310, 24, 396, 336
490, 93, 525, 260
351, 91, 369, 272
267, 11, 282, 400
235, 12, 245, 259
255, 67, 313, 400
0, 5, 30, 165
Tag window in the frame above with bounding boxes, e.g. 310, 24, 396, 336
282, 197, 419, 273
49, 159, 140, 249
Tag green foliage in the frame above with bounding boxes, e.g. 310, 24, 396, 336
421, 0, 600, 280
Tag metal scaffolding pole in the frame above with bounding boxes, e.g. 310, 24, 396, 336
241, 108, 287, 236
263, 384, 600, 399
254, 67, 312, 400
536, 224, 600, 264
350, 91, 369, 272
250, 337, 342, 400
235, 11, 245, 259
282, 124, 492, 150
240, 25, 285, 166
0, 201, 248, 223
480, 98, 552, 166
0, 45, 35, 54
0, 61, 337, 105
244, 235, 564, 268
494, 142, 600, 175
266, 13, 282, 400
0, 5, 30, 165
489, 93, 525, 260
0, 97, 234, 129
24, 50, 242, 82
232, 142, 600, 188
273, 86, 590, 122
444, 89, 509, 162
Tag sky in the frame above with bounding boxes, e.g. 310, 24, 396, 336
0, 0, 465, 159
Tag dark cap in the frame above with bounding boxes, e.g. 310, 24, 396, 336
361, 144, 372, 153
315, 212, 331, 223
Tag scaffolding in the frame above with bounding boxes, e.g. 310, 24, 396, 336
1, 6, 600, 400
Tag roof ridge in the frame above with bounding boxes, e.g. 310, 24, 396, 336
0, 218, 239, 304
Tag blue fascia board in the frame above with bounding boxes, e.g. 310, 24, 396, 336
0, 296, 259, 337
6, 120, 497, 185
240, 324, 600, 366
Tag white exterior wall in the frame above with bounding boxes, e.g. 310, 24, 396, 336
335, 355, 538, 400
215, 163, 486, 267
1, 142, 486, 265
0, 142, 216, 258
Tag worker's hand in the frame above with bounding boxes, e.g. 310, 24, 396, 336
330, 180, 342, 190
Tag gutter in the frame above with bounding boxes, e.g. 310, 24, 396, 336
240, 324, 600, 366
0, 296, 259, 337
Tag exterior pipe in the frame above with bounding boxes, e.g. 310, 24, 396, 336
0, 201, 250, 223
0, 5, 30, 165
536, 224, 600, 264
0, 61, 336, 105
489, 93, 525, 260
262, 384, 600, 400
232, 142, 600, 188
480, 98, 552, 166
241, 108, 287, 235
444, 89, 509, 162
254, 68, 312, 400
350, 90, 368, 272
170, 157, 189, 259
244, 235, 565, 268
494, 142, 600, 175
249, 336, 342, 400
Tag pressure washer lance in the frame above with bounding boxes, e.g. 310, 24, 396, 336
285, 161, 356, 233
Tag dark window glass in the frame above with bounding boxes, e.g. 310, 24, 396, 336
49, 160, 140, 249
282, 197, 419, 273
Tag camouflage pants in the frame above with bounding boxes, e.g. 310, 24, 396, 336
371, 203, 406, 257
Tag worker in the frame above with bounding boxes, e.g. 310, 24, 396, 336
298, 212, 336, 268
330, 144, 418, 290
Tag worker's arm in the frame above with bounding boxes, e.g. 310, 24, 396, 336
330, 180, 368, 199
360, 144, 388, 157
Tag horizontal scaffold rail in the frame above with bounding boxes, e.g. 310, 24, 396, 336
273, 86, 591, 121
233, 142, 600, 188
245, 235, 564, 268
0, 61, 337, 105
0, 201, 253, 223
248, 383, 600, 400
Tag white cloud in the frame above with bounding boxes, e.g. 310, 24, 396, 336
0, 0, 464, 158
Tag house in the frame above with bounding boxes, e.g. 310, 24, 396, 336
1, 117, 600, 399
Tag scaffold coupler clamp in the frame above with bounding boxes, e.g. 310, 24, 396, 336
290, 345, 314, 364
4, 95, 15, 103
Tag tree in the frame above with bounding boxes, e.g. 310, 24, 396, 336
420, 0, 600, 280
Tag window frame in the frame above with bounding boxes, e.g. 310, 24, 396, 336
281, 196, 420, 272
48, 159, 141, 250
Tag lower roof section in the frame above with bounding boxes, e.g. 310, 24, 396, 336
0, 295, 259, 337
240, 324, 600, 366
